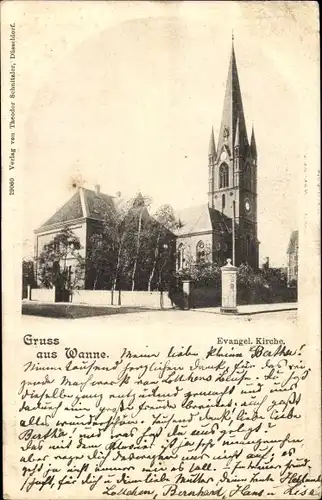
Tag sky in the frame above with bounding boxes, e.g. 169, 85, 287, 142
19, 1, 319, 266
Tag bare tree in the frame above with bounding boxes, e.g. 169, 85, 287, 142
37, 227, 85, 291
147, 204, 178, 291
130, 194, 152, 291
88, 195, 177, 294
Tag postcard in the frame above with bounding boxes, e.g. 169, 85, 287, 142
2, 1, 320, 498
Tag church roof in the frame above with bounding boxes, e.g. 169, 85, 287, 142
210, 210, 233, 234
174, 204, 232, 237
175, 204, 213, 235
287, 230, 299, 254
208, 127, 216, 157
36, 187, 120, 231
250, 125, 257, 158
216, 42, 249, 160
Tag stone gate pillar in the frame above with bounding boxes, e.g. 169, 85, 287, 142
220, 258, 238, 314
182, 279, 191, 310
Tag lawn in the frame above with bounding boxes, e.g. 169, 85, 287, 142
21, 301, 152, 319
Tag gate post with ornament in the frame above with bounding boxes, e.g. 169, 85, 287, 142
182, 279, 191, 310
220, 258, 238, 314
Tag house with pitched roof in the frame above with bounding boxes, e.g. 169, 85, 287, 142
34, 185, 140, 289
34, 186, 174, 291
174, 39, 259, 270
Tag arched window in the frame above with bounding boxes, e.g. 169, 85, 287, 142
219, 163, 229, 188
177, 243, 185, 270
196, 241, 205, 263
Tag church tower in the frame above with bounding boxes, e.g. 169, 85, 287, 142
208, 39, 259, 268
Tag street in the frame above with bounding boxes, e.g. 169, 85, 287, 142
21, 308, 297, 342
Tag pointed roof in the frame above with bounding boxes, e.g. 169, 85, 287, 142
37, 191, 84, 229
287, 230, 299, 254
250, 125, 257, 158
132, 191, 145, 208
34, 187, 153, 233
234, 115, 240, 147
35, 188, 116, 231
208, 127, 216, 157
174, 204, 213, 236
174, 204, 233, 237
216, 42, 249, 160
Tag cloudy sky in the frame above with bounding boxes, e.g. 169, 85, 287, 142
18, 1, 318, 266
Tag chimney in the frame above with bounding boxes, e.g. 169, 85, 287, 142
116, 191, 121, 197
94, 184, 100, 195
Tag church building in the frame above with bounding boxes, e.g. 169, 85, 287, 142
175, 40, 259, 270
33, 39, 260, 292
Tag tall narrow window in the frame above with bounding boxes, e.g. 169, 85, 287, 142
219, 163, 229, 188
222, 194, 226, 211
196, 241, 205, 263
177, 243, 185, 270
53, 239, 60, 253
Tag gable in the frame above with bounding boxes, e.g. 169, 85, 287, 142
175, 204, 213, 236
39, 191, 83, 228
217, 144, 231, 162
174, 204, 235, 238
35, 188, 152, 232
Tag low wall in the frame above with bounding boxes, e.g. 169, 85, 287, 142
72, 290, 172, 309
118, 291, 172, 309
29, 288, 173, 309
31, 288, 55, 302
72, 290, 112, 306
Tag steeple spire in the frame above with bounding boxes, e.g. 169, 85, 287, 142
216, 41, 249, 160
250, 125, 257, 158
208, 126, 216, 158
234, 115, 240, 148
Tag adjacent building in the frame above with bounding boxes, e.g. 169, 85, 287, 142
286, 230, 299, 285
34, 186, 175, 290
34, 186, 146, 289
